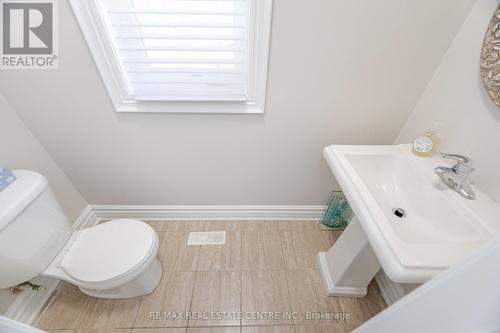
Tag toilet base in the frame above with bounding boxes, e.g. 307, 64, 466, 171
79, 258, 162, 299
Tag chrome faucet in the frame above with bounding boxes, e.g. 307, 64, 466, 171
434, 153, 475, 200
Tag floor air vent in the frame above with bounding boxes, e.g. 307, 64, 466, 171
187, 231, 226, 245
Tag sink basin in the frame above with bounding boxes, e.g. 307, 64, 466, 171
322, 144, 500, 284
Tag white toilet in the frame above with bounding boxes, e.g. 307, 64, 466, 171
0, 170, 162, 299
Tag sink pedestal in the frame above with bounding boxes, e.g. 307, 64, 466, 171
318, 217, 380, 297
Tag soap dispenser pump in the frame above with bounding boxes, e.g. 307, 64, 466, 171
411, 122, 440, 157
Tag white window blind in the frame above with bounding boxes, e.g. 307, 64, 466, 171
98, 0, 250, 101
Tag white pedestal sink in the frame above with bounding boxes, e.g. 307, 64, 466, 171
318, 144, 500, 297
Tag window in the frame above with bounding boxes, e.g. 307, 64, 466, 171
70, 0, 273, 113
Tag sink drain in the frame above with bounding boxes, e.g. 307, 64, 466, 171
392, 208, 406, 218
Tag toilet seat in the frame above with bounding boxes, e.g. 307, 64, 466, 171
61, 219, 156, 286
42, 219, 160, 292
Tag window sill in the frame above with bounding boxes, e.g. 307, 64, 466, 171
113, 99, 265, 114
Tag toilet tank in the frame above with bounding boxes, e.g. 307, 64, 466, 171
0, 170, 72, 289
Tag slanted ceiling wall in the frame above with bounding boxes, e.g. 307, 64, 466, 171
0, 95, 87, 221
0, 0, 475, 205
0, 94, 87, 315
397, 0, 500, 204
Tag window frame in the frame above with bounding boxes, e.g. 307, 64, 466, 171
69, 0, 273, 114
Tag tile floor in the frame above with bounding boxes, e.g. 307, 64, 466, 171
35, 220, 386, 333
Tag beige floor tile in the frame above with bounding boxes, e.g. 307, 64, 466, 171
197, 231, 242, 271
286, 270, 344, 326
241, 229, 284, 270
241, 270, 293, 326
187, 327, 240, 333
219, 220, 250, 231
364, 281, 386, 313
186, 221, 244, 231
133, 328, 187, 333
242, 327, 293, 333
36, 283, 90, 330
147, 221, 189, 232
158, 232, 200, 271
135, 271, 196, 327
187, 220, 279, 232
148, 221, 240, 232
340, 282, 386, 331
149, 220, 279, 233
294, 324, 349, 333
153, 220, 241, 232
240, 220, 279, 231
278, 220, 319, 231
36, 221, 384, 332
189, 271, 241, 327
182, 221, 218, 231
77, 296, 142, 329
280, 231, 341, 269
77, 329, 133, 333
45, 330, 77, 333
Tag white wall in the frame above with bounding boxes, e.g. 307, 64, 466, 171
397, 0, 500, 204
389, 0, 500, 299
355, 236, 500, 333
0, 0, 475, 205
0, 94, 87, 314
0, 95, 87, 220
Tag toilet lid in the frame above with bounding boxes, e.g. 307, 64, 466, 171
60, 219, 155, 284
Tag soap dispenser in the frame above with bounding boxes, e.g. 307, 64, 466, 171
411, 122, 439, 157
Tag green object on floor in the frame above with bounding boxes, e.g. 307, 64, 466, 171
321, 191, 353, 230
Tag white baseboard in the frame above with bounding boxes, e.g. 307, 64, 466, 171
317, 252, 367, 297
89, 204, 326, 220
375, 269, 407, 306
3, 277, 60, 325
72, 205, 99, 230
